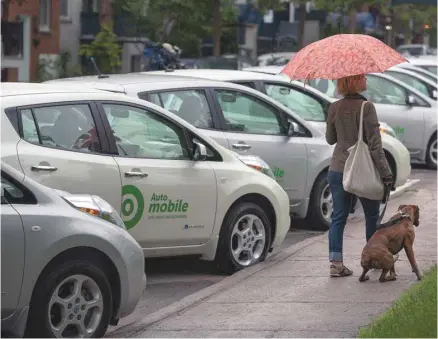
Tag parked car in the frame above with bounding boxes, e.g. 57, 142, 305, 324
1, 83, 290, 274
1, 161, 145, 338
385, 67, 437, 100
148, 68, 410, 185
398, 57, 438, 75
245, 66, 437, 169
396, 44, 436, 57
395, 63, 438, 82
47, 73, 408, 231
256, 52, 296, 67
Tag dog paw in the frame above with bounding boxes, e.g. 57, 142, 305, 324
417, 275, 422, 281
359, 275, 370, 282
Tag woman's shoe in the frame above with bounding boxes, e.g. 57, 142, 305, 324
330, 264, 353, 277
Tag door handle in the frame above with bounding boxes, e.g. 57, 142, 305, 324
124, 171, 148, 178
232, 143, 251, 150
31, 165, 58, 172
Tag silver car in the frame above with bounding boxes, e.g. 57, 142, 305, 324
385, 67, 437, 101
1, 162, 146, 338
245, 66, 438, 169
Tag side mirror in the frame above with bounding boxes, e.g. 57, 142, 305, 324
1, 185, 7, 204
433, 90, 437, 99
192, 139, 207, 161
406, 95, 417, 106
287, 119, 296, 137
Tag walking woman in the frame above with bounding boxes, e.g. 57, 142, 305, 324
325, 74, 394, 277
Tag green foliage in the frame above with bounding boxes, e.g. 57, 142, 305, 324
79, 23, 122, 74
359, 265, 437, 338
37, 51, 82, 82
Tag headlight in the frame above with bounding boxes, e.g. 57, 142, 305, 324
233, 152, 276, 179
379, 122, 397, 139
63, 194, 126, 229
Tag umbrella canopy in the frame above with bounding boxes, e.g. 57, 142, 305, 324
281, 34, 408, 81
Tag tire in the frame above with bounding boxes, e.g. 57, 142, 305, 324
215, 202, 272, 275
306, 172, 331, 231
25, 259, 113, 338
426, 134, 437, 170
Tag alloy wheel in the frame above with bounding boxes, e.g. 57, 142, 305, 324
48, 274, 103, 338
429, 139, 437, 166
320, 183, 333, 224
230, 214, 266, 267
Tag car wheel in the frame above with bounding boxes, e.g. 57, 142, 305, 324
215, 202, 272, 275
25, 259, 113, 338
306, 172, 331, 231
426, 134, 437, 170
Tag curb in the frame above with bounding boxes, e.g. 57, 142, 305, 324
390, 179, 420, 199
106, 233, 327, 338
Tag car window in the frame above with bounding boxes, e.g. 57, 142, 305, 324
1, 173, 36, 205
307, 79, 338, 98
233, 82, 256, 89
103, 104, 189, 160
143, 90, 214, 129
365, 75, 408, 105
386, 71, 430, 97
215, 89, 284, 135
420, 65, 437, 75
264, 83, 326, 122
19, 104, 102, 153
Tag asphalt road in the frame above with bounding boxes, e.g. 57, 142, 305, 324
106, 166, 435, 335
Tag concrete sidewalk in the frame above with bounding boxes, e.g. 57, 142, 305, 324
110, 184, 436, 338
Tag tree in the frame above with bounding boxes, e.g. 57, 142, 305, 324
79, 23, 122, 74
213, 0, 221, 56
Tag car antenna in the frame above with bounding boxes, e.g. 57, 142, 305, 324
90, 56, 109, 79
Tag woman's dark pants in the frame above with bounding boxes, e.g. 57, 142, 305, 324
328, 171, 381, 262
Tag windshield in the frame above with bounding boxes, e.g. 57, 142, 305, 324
264, 84, 326, 121
385, 71, 430, 97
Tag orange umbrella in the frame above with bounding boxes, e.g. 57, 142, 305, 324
281, 34, 407, 81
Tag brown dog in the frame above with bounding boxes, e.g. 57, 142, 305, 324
359, 204, 421, 283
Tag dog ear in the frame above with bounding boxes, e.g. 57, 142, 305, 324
414, 205, 420, 226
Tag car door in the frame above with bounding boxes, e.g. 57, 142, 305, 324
1, 173, 26, 318
365, 75, 428, 157
13, 102, 122, 211
211, 87, 308, 204
98, 102, 217, 249
140, 89, 231, 149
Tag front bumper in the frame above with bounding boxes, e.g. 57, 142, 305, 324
115, 240, 146, 320
392, 141, 411, 188
271, 189, 291, 249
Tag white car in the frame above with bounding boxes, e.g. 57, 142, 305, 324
47, 73, 409, 231
146, 68, 410, 185
245, 65, 437, 169
1, 83, 290, 274
398, 57, 437, 76
385, 67, 437, 101
1, 161, 145, 338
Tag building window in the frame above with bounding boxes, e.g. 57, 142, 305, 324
39, 0, 51, 32
82, 0, 100, 13
60, 0, 70, 21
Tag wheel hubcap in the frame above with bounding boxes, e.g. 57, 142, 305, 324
429, 139, 437, 165
320, 183, 333, 223
48, 274, 103, 338
231, 214, 266, 267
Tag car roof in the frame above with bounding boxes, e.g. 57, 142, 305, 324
404, 58, 437, 66
45, 73, 242, 92
386, 67, 437, 87
0, 82, 103, 97
148, 69, 335, 101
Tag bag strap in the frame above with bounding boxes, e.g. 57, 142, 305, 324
378, 184, 392, 225
358, 101, 367, 142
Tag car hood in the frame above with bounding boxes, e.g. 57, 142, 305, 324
306, 121, 326, 134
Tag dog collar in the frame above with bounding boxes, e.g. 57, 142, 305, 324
378, 212, 412, 229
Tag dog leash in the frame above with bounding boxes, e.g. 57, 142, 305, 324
377, 184, 392, 226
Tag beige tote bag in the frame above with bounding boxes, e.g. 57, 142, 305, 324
342, 101, 384, 201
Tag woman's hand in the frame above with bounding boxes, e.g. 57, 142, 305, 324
382, 175, 394, 186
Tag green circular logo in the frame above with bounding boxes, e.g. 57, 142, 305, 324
121, 185, 144, 230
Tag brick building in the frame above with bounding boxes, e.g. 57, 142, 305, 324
1, 0, 60, 82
